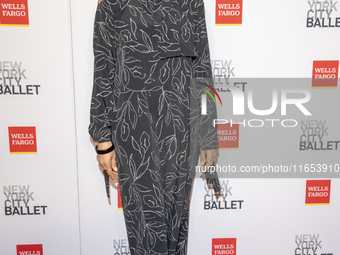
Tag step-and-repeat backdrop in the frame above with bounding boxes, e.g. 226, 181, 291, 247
1, 0, 339, 254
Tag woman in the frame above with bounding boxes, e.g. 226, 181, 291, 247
89, 0, 220, 254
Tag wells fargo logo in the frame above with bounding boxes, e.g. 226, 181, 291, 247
305, 180, 331, 205
312, 60, 339, 88
0, 0, 29, 27
16, 244, 43, 255
212, 238, 236, 255
8, 126, 37, 154
216, 0, 243, 26
216, 123, 239, 149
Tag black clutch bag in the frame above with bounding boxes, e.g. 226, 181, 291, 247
204, 163, 221, 193
103, 170, 110, 198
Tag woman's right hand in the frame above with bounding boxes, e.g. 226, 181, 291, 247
96, 141, 118, 181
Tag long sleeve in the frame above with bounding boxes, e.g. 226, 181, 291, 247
193, 0, 219, 151
88, 1, 116, 143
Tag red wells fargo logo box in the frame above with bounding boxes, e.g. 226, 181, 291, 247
312, 60, 339, 88
0, 0, 29, 27
305, 180, 331, 205
8, 126, 37, 154
216, 0, 242, 26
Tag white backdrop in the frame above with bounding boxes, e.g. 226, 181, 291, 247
0, 1, 80, 254
1, 0, 339, 254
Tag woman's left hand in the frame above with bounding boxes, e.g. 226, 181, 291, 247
200, 149, 218, 170
200, 149, 221, 199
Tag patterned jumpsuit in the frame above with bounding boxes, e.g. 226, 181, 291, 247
89, 0, 219, 254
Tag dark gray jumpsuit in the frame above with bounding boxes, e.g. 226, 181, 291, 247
89, 0, 219, 254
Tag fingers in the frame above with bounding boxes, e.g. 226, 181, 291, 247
106, 168, 118, 182
201, 149, 221, 199
200, 151, 207, 172
97, 149, 118, 181
111, 150, 118, 173
200, 149, 218, 172
109, 150, 118, 181
97, 152, 112, 171
205, 149, 216, 166
215, 191, 222, 199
